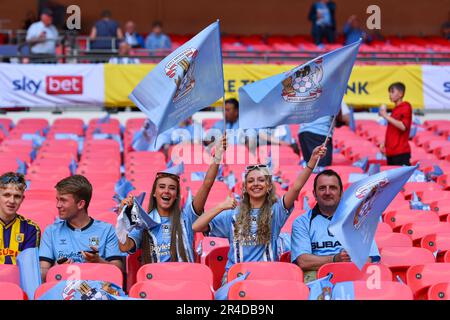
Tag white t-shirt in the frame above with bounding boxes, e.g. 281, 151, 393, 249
26, 21, 59, 54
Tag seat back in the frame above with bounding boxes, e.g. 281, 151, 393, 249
333, 281, 413, 300
406, 263, 450, 299
227, 262, 303, 282
317, 262, 392, 284
228, 280, 309, 300
204, 246, 230, 290
0, 264, 20, 285
0, 282, 26, 300
129, 280, 213, 300
427, 282, 450, 300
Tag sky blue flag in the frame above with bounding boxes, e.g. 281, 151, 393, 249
238, 40, 361, 129
331, 281, 355, 300
223, 171, 237, 190
16, 159, 27, 175
214, 272, 250, 300
410, 191, 431, 210
129, 21, 224, 140
348, 107, 356, 132
353, 156, 368, 172
164, 161, 184, 176
17, 248, 41, 300
328, 166, 416, 269
69, 158, 77, 176
307, 273, 334, 300
114, 177, 136, 202
367, 163, 380, 176
38, 280, 127, 300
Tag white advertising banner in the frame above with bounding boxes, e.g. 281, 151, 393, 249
0, 63, 104, 107
422, 65, 450, 110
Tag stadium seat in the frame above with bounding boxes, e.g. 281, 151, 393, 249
333, 281, 413, 300
380, 246, 435, 282
34, 282, 58, 299
129, 280, 213, 300
383, 210, 440, 231
0, 282, 26, 300
228, 280, 309, 300
401, 222, 450, 245
375, 232, 412, 249
204, 246, 230, 290
198, 236, 230, 263
317, 262, 392, 284
0, 264, 20, 285
46, 263, 123, 288
427, 282, 450, 300
420, 233, 450, 255
227, 262, 303, 282
406, 263, 450, 299
376, 222, 393, 233
136, 262, 213, 287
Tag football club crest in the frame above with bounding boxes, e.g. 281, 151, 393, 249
89, 237, 100, 247
282, 58, 323, 103
16, 233, 24, 243
353, 184, 383, 230
165, 48, 198, 102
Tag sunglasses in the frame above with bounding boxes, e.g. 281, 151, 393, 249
245, 164, 269, 174
0, 175, 25, 185
156, 172, 180, 181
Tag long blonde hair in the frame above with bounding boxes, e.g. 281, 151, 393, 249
234, 167, 277, 245
141, 174, 188, 264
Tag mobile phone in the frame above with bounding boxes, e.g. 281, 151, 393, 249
57, 257, 68, 264
85, 249, 98, 255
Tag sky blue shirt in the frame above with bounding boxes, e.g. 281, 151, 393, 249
128, 201, 199, 262
211, 119, 247, 145
299, 116, 333, 137
39, 218, 123, 264
290, 206, 380, 263
316, 2, 332, 27
259, 125, 293, 145
209, 196, 293, 271
145, 33, 171, 50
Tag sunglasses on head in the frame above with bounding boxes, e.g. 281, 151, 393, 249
245, 164, 269, 173
0, 175, 25, 185
156, 172, 180, 181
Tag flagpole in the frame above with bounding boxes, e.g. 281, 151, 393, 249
216, 19, 227, 137
313, 114, 336, 170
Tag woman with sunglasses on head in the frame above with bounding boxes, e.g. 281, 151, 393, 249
117, 136, 227, 264
193, 144, 326, 281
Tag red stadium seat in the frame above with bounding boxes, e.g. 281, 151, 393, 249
375, 232, 412, 249
46, 263, 123, 288
406, 263, 450, 299
380, 246, 435, 282
0, 282, 26, 300
376, 222, 393, 233
228, 280, 309, 300
420, 233, 450, 253
125, 250, 142, 293
401, 222, 450, 244
198, 236, 229, 263
383, 209, 440, 231
136, 262, 213, 287
34, 282, 58, 299
334, 281, 413, 300
0, 264, 20, 285
204, 246, 229, 290
129, 280, 213, 300
227, 262, 303, 282
427, 282, 450, 300
317, 263, 392, 284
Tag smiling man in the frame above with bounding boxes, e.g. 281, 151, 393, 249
39, 175, 123, 282
290, 169, 380, 282
0, 172, 40, 265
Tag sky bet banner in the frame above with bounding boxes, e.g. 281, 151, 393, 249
0, 63, 104, 107
328, 166, 416, 269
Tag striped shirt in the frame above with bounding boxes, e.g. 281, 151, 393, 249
0, 214, 41, 265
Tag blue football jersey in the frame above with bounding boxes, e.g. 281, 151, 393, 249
39, 218, 123, 264
209, 196, 293, 271
291, 205, 380, 263
128, 201, 199, 262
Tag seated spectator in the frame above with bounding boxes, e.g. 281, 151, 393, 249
0, 172, 40, 265
25, 8, 59, 61
90, 10, 123, 50
124, 21, 145, 48
291, 170, 380, 282
308, 0, 336, 46
343, 15, 371, 45
39, 175, 123, 282
145, 21, 171, 50
108, 42, 140, 64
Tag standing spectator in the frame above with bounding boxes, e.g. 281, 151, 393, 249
378, 82, 412, 166
108, 42, 140, 64
25, 8, 59, 61
124, 21, 145, 48
90, 10, 123, 50
0, 172, 40, 265
308, 0, 336, 46
343, 15, 371, 45
39, 175, 124, 282
145, 21, 171, 50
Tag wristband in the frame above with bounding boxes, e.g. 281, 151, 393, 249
306, 164, 314, 170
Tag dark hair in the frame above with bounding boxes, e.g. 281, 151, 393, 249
388, 82, 406, 94
101, 10, 112, 18
313, 169, 343, 193
55, 175, 93, 210
0, 172, 26, 192
152, 21, 163, 28
225, 98, 239, 111
41, 8, 53, 17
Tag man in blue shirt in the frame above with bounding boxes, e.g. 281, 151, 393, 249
145, 21, 171, 51
89, 10, 123, 50
291, 170, 380, 282
308, 0, 336, 45
39, 175, 123, 282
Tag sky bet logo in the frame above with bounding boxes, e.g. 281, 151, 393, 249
13, 76, 83, 95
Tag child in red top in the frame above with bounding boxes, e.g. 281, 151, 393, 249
379, 82, 412, 166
